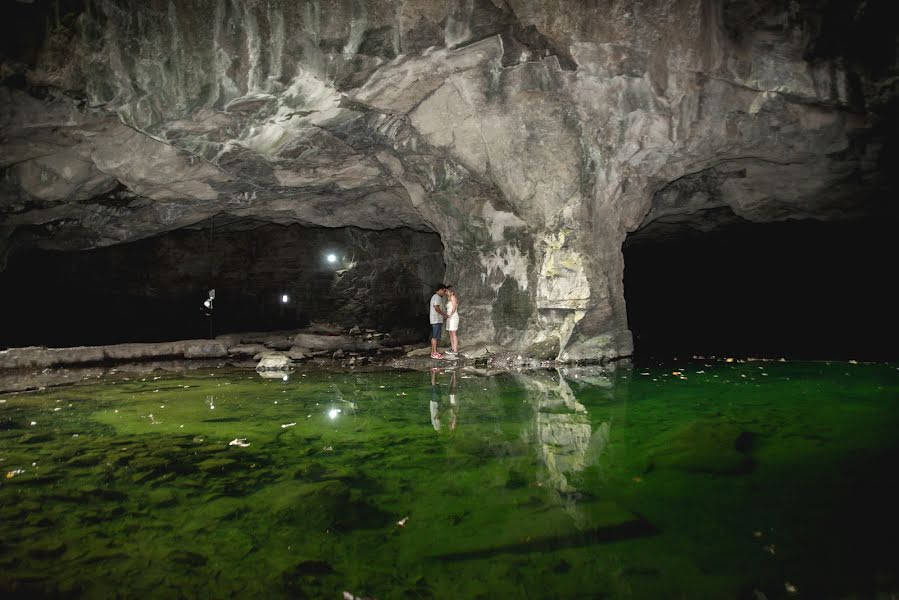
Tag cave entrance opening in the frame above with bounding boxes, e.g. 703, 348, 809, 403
0, 221, 445, 349
623, 218, 897, 362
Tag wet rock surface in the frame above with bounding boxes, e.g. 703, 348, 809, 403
1, 0, 895, 360
255, 352, 293, 371
0, 322, 504, 387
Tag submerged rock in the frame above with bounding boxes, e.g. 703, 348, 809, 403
647, 421, 756, 475
271, 480, 352, 529
27, 540, 67, 558
167, 549, 208, 567
269, 479, 390, 532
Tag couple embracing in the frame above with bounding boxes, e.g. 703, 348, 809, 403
429, 284, 460, 359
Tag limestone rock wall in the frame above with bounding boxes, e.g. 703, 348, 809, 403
1, 0, 894, 359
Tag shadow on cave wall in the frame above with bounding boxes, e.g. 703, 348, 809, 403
0, 223, 445, 348
624, 218, 898, 362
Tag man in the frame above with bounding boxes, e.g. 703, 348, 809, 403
428, 284, 448, 359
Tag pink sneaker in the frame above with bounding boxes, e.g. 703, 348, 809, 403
430, 353, 444, 359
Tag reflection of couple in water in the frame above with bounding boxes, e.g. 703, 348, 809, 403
429, 367, 458, 432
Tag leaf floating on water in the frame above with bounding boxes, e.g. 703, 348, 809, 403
397, 516, 409, 527
281, 422, 297, 429
229, 438, 250, 448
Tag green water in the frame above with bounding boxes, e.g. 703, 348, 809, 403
1, 361, 898, 599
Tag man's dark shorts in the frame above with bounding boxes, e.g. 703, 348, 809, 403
430, 323, 443, 340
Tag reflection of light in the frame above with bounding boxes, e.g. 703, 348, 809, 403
327, 254, 337, 264
281, 294, 289, 303
328, 408, 341, 419
282, 374, 289, 382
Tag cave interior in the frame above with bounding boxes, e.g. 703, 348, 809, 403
624, 216, 897, 362
0, 0, 896, 361
0, 220, 445, 349
3, 211, 895, 361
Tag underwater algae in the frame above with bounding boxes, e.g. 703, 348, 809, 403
1, 361, 898, 599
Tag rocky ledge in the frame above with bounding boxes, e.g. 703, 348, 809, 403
0, 323, 537, 376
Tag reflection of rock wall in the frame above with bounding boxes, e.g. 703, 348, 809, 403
517, 369, 600, 493
2, 0, 893, 358
516, 366, 626, 529
539, 413, 593, 494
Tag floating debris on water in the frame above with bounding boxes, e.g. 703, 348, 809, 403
229, 438, 250, 448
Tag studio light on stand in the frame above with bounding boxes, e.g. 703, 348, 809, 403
203, 289, 216, 338
203, 289, 215, 314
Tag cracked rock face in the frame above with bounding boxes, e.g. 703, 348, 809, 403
1, 0, 895, 359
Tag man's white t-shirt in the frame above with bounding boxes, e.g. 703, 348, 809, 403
429, 293, 444, 324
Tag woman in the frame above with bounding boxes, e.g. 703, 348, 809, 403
445, 285, 460, 355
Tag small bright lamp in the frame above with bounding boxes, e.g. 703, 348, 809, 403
327, 254, 337, 264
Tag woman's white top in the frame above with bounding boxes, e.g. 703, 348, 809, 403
446, 297, 460, 330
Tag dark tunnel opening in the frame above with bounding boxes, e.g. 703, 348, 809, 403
623, 218, 898, 362
0, 222, 445, 349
